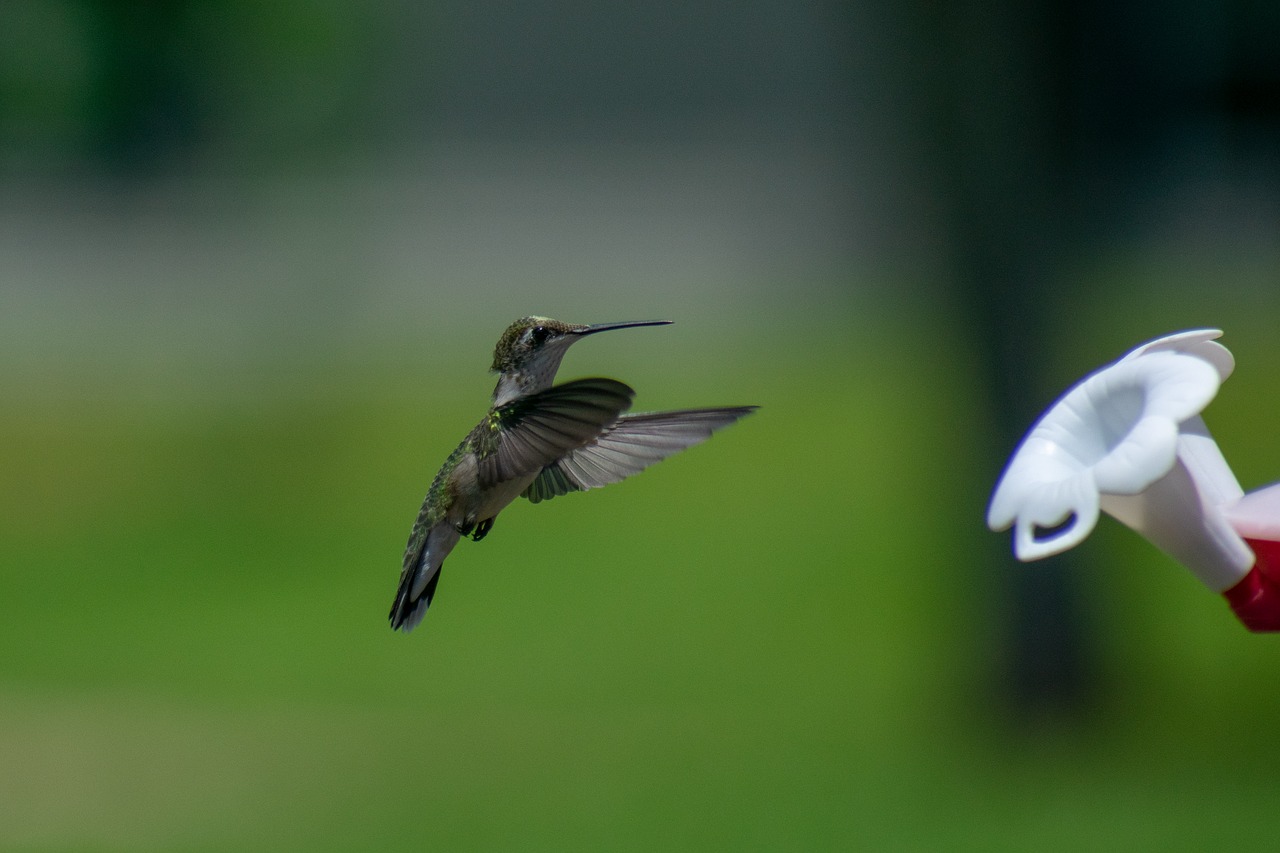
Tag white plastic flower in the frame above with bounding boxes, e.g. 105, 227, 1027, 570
987, 330, 1255, 591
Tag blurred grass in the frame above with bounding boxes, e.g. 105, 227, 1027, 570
4, 312, 1280, 849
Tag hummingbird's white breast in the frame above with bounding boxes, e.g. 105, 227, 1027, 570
473, 470, 541, 521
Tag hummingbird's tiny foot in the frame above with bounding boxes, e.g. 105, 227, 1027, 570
455, 520, 475, 537
472, 518, 494, 541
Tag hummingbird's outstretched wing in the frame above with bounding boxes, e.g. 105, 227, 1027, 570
522, 406, 757, 503
475, 377, 636, 488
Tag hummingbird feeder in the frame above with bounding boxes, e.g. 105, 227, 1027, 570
987, 329, 1280, 631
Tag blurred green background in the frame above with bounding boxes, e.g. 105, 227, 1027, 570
4, 1, 1280, 849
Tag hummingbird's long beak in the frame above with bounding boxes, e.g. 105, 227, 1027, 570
575, 320, 673, 337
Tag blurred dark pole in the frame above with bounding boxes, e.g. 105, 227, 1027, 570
82, 1, 202, 173
916, 0, 1094, 718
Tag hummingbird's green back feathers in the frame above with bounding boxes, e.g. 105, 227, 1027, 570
390, 440, 467, 631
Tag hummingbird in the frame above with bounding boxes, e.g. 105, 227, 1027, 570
389, 316, 757, 632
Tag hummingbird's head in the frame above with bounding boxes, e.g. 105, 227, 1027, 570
490, 316, 671, 405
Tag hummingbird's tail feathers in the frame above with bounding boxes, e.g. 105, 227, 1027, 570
390, 566, 441, 632
390, 522, 460, 632
522, 405, 757, 503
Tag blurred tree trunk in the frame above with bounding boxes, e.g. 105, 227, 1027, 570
919, 0, 1097, 717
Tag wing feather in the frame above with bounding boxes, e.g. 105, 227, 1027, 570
476, 378, 635, 488
522, 406, 756, 502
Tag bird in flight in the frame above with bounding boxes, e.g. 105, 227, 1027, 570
389, 316, 757, 632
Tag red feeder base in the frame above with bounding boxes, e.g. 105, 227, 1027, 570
1224, 538, 1280, 632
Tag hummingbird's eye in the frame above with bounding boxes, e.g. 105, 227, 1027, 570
530, 326, 549, 345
